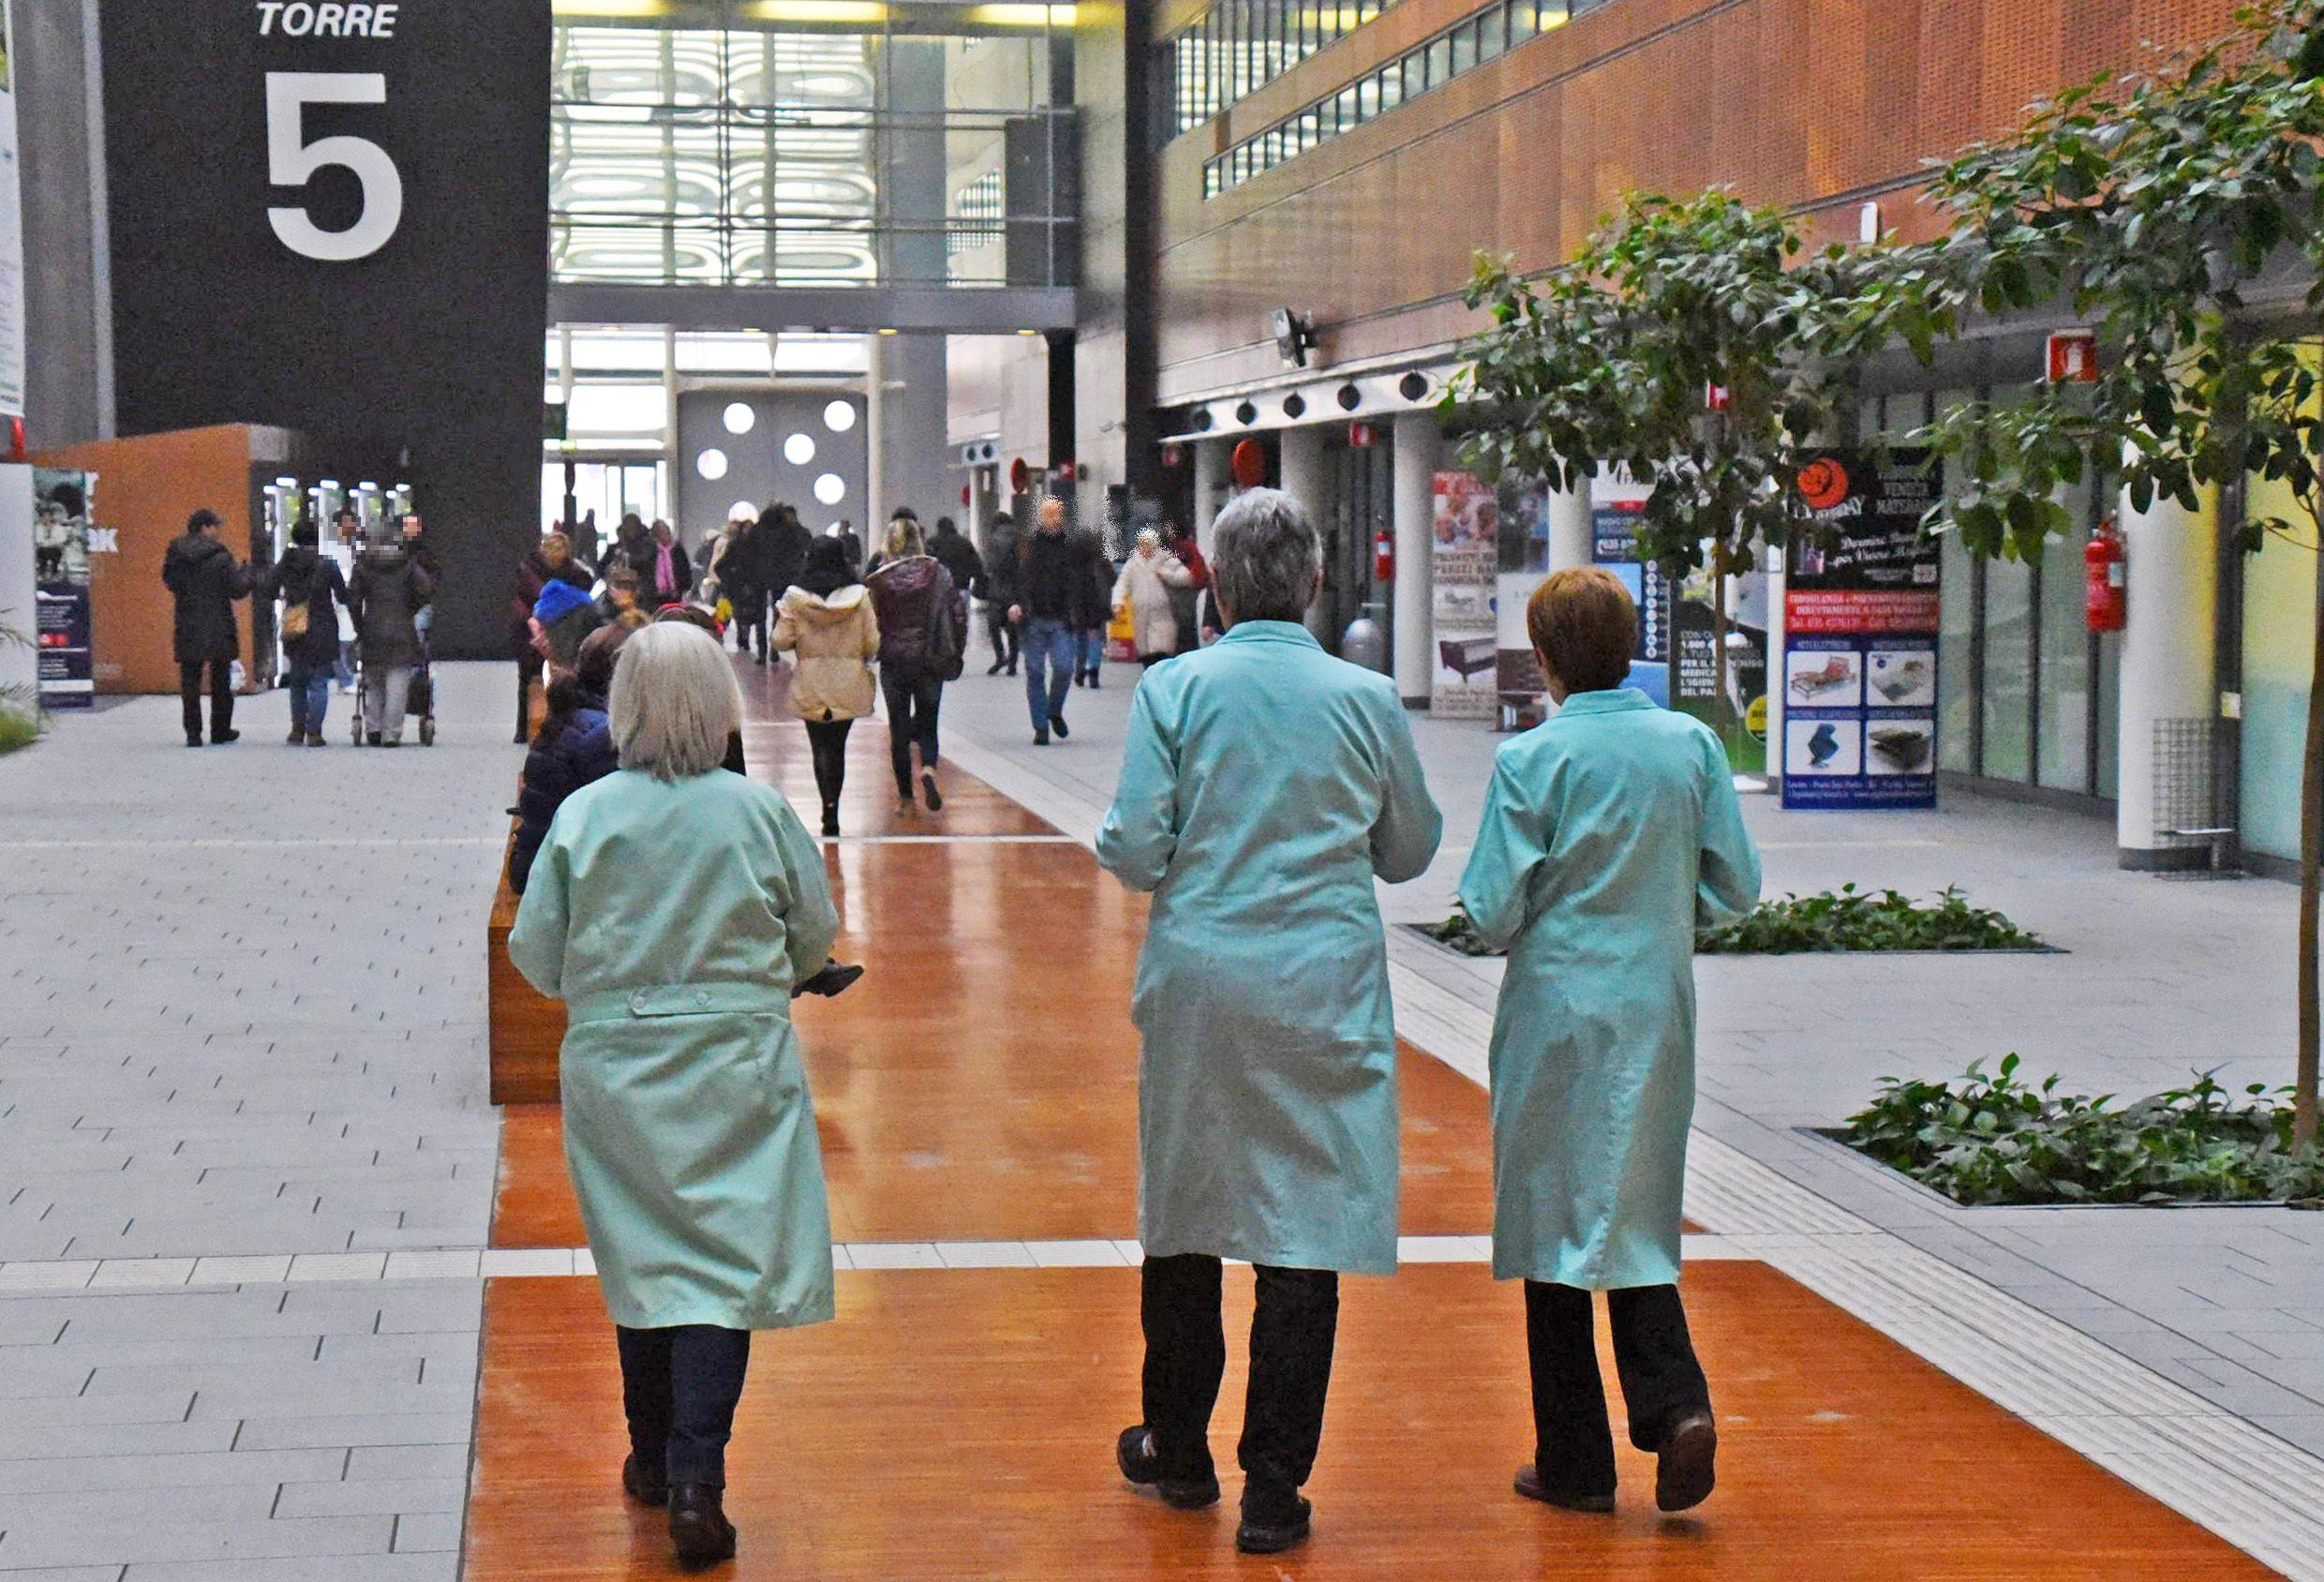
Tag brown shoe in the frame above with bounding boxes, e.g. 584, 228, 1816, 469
1513, 1465, 1615, 1514
1654, 1410, 1717, 1513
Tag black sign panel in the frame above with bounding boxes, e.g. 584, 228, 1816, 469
99, 0, 551, 659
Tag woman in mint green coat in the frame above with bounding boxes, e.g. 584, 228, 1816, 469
1457, 567, 1759, 1520
1097, 489, 1442, 1558
508, 622, 838, 1568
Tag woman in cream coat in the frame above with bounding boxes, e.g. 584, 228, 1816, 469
771, 536, 879, 837
1110, 527, 1194, 664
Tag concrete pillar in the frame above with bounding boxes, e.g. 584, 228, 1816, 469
1546, 480, 1591, 572
2115, 476, 2218, 867
1392, 410, 1440, 706
1278, 425, 1331, 639
1192, 438, 1227, 560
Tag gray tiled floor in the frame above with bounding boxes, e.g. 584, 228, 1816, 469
0, 667, 512, 1578
937, 652, 2324, 1465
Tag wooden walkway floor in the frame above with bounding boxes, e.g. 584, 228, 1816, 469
466, 658, 2275, 1578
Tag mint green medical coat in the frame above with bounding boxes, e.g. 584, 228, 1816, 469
508, 768, 840, 1331
1096, 620, 1443, 1276
1456, 689, 1760, 1290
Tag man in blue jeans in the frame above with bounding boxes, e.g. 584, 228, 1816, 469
1008, 497, 1097, 746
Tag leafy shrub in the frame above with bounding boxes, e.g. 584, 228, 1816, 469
1697, 885, 2044, 954
0, 702, 37, 755
1416, 885, 2042, 958
1845, 1055, 2324, 1206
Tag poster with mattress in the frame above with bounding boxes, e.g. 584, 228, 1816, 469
1780, 449, 1940, 810
1430, 470, 1497, 718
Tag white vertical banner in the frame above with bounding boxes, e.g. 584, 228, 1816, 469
0, 0, 22, 416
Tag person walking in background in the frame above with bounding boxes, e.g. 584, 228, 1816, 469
865, 515, 964, 814
1111, 528, 1193, 665
1095, 488, 1442, 1557
509, 623, 629, 894
832, 519, 866, 577
348, 523, 436, 747
330, 506, 363, 694
507, 623, 841, 1569
1456, 567, 1760, 1520
930, 514, 984, 610
1167, 522, 1210, 657
980, 510, 1020, 676
265, 516, 348, 748
569, 508, 603, 570
630, 519, 693, 609
771, 537, 879, 838
1009, 498, 1095, 745
512, 530, 594, 743
1077, 523, 1114, 688
161, 508, 252, 748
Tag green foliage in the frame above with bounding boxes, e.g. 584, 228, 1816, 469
1696, 884, 2044, 954
1846, 1055, 2324, 1205
1449, 191, 1948, 578
1418, 885, 2040, 957
1890, 0, 2324, 560
0, 610, 39, 754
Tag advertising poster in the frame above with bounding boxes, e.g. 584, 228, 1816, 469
1430, 471, 1498, 718
0, 0, 22, 415
1780, 449, 1941, 810
1588, 470, 1670, 705
1671, 562, 1770, 774
32, 469, 95, 709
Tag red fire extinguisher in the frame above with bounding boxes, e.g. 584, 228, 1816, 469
1374, 528, 1395, 584
2086, 520, 2126, 632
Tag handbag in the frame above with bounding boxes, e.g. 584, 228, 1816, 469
927, 588, 966, 682
280, 574, 314, 641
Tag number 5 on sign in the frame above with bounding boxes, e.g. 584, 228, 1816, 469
264, 72, 402, 261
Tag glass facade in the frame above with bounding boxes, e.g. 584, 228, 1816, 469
2240, 478, 2318, 865
1164, 0, 1392, 139
549, 2, 1073, 288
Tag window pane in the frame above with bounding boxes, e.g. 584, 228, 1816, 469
1378, 66, 1403, 112
1427, 35, 1453, 82
1451, 20, 1479, 73
2035, 476, 2096, 794
2242, 468, 2318, 858
1356, 73, 1378, 118
1336, 85, 1359, 127
1478, 6, 1506, 58
1980, 556, 2034, 783
1508, 0, 1536, 44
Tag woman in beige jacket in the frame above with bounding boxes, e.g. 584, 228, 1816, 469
771, 538, 879, 837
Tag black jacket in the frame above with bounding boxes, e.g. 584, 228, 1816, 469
509, 694, 617, 894
754, 517, 812, 600
161, 531, 251, 665
624, 537, 694, 606
1018, 530, 1100, 626
265, 546, 348, 668
930, 526, 984, 599
349, 545, 437, 668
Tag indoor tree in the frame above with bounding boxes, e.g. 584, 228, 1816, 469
1891, 0, 2324, 1143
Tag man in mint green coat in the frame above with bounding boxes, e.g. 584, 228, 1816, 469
508, 623, 838, 1567
1096, 488, 1442, 1557
1457, 567, 1760, 1520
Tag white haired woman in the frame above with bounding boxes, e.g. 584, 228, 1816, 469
507, 621, 840, 1568
1110, 527, 1193, 664
1096, 487, 1442, 1556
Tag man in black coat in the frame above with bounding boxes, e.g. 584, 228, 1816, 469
929, 515, 985, 603
160, 508, 252, 746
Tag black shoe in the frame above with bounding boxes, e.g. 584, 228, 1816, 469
820, 806, 840, 838
214, 729, 240, 745
669, 1484, 737, 1567
921, 770, 943, 812
1655, 1410, 1717, 1513
186, 735, 204, 748
987, 660, 1005, 676
288, 727, 306, 746
1005, 664, 1018, 677
1088, 669, 1102, 689
1050, 714, 1068, 740
1115, 1425, 1219, 1510
1514, 1465, 1616, 1514
795, 962, 864, 998
1032, 728, 1050, 747
622, 1453, 669, 1507
1236, 1486, 1312, 1555
367, 731, 382, 747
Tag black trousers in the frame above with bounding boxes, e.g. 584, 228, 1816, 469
735, 591, 768, 657
984, 605, 1018, 669
1140, 1254, 1339, 1501
879, 671, 942, 796
1525, 1281, 1711, 1499
179, 659, 233, 741
515, 654, 542, 742
803, 717, 853, 812
616, 1324, 752, 1487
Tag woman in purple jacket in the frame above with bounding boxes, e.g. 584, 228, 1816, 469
864, 515, 965, 813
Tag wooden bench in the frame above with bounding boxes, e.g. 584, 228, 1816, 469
488, 828, 565, 1105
